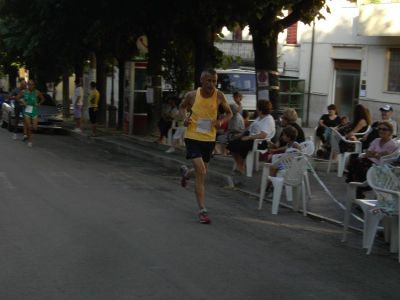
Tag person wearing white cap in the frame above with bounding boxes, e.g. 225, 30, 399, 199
379, 105, 397, 135
362, 104, 397, 149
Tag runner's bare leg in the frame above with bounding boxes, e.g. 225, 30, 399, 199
192, 157, 208, 209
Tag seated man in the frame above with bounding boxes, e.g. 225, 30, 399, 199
362, 104, 397, 149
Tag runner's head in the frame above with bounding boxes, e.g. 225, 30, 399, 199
200, 69, 217, 96
27, 79, 35, 91
19, 78, 27, 89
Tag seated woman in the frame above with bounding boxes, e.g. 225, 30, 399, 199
227, 100, 275, 174
331, 104, 371, 154
316, 104, 341, 144
268, 108, 305, 156
346, 121, 398, 198
215, 104, 245, 155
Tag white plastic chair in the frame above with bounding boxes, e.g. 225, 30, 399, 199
300, 139, 315, 157
245, 127, 276, 177
343, 165, 400, 261
258, 152, 308, 216
299, 140, 315, 198
379, 138, 400, 165
313, 126, 322, 155
342, 180, 376, 248
327, 126, 370, 177
363, 166, 400, 259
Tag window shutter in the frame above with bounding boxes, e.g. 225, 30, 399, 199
286, 23, 298, 45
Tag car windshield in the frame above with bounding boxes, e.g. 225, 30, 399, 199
217, 73, 256, 94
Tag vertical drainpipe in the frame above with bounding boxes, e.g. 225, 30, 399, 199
306, 20, 315, 127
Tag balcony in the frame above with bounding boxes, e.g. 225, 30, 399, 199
214, 40, 254, 61
357, 2, 400, 36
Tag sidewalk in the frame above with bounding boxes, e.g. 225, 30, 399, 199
64, 121, 364, 231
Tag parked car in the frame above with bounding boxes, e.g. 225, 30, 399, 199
1, 93, 63, 131
216, 69, 257, 112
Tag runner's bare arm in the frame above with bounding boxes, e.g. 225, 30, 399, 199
36, 91, 45, 105
179, 91, 195, 125
216, 91, 232, 127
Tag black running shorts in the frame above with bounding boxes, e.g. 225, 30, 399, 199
184, 138, 215, 163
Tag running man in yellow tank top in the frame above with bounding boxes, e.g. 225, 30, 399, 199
179, 69, 232, 224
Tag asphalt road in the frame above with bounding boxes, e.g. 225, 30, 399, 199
0, 129, 399, 300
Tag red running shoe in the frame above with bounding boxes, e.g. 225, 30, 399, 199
199, 211, 211, 224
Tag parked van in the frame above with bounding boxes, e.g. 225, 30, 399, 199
216, 69, 256, 111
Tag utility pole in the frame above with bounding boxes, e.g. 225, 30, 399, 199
62, 70, 70, 118
108, 59, 117, 127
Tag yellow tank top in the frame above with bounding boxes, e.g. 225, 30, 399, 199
185, 88, 218, 142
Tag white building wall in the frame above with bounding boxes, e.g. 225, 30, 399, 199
288, 1, 400, 126
217, 0, 400, 126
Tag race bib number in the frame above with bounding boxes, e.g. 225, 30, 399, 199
25, 105, 33, 113
196, 118, 212, 133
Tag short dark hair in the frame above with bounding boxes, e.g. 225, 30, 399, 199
201, 68, 217, 78
256, 100, 272, 115
282, 125, 298, 141
90, 81, 96, 88
327, 104, 337, 112
233, 91, 242, 98
242, 109, 249, 118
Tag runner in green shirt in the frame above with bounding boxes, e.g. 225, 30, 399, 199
16, 79, 45, 147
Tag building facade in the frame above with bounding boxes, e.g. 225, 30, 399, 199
215, 0, 400, 126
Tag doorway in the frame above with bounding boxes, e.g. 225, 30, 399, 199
333, 60, 361, 119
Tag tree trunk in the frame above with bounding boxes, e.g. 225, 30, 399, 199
74, 60, 84, 80
6, 66, 19, 90
147, 34, 164, 135
117, 58, 125, 130
96, 51, 107, 124
251, 27, 280, 115
62, 70, 70, 118
194, 26, 215, 87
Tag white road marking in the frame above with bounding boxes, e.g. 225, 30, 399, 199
0, 172, 16, 190
37, 171, 89, 188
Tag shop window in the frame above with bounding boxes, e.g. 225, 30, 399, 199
387, 48, 400, 92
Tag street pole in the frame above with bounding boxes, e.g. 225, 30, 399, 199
306, 21, 315, 127
108, 59, 117, 127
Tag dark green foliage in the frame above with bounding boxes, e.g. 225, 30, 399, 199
0, 0, 327, 118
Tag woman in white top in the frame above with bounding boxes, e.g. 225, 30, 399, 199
227, 100, 275, 174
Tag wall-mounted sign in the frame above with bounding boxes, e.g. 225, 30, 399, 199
360, 79, 366, 97
257, 70, 269, 87
136, 35, 148, 54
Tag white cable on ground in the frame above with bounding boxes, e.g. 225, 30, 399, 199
306, 158, 364, 223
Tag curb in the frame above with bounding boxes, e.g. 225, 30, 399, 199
68, 128, 361, 233
69, 130, 235, 189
